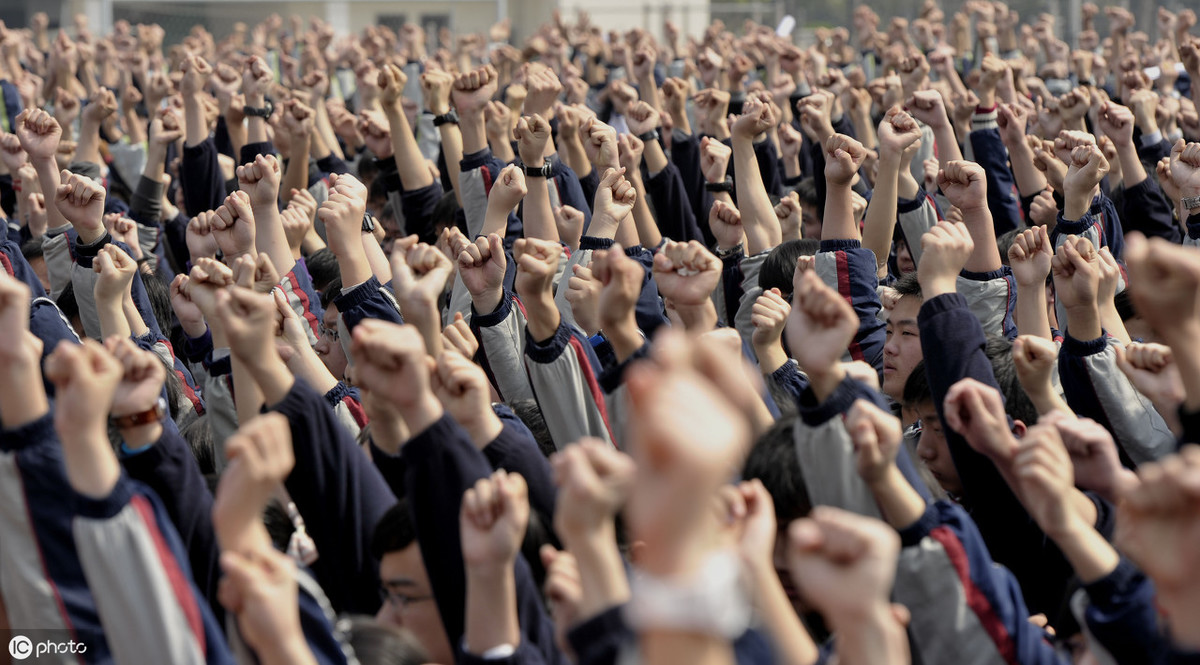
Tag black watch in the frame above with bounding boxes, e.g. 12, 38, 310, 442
705, 177, 733, 193
361, 210, 377, 233
637, 128, 661, 143
242, 98, 274, 119
433, 110, 459, 127
523, 162, 553, 178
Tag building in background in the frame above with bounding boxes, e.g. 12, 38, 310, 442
0, 0, 1162, 52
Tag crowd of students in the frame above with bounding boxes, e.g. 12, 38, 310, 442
4, 2, 1200, 663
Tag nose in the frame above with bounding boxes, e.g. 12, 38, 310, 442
376, 601, 401, 627
916, 432, 936, 461
315, 337, 329, 355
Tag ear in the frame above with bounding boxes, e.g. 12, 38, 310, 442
1011, 419, 1027, 438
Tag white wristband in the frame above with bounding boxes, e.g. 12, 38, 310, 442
624, 549, 752, 640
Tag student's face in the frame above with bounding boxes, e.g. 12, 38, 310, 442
895, 240, 915, 275
315, 304, 348, 380
882, 296, 922, 401
376, 544, 454, 664
913, 402, 962, 495
800, 202, 822, 241
27, 255, 50, 292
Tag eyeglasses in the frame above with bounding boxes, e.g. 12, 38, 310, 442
319, 322, 340, 342
379, 587, 432, 610
905, 420, 923, 438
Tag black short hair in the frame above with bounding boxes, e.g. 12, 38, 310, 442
20, 238, 44, 261
507, 399, 555, 460
985, 335, 1039, 427
140, 270, 175, 339
321, 277, 344, 311
759, 239, 821, 295
431, 189, 463, 241
902, 360, 931, 409
306, 248, 340, 294
902, 338, 1039, 429
1114, 288, 1136, 322
180, 415, 217, 476
743, 418, 812, 524
891, 272, 923, 300
997, 228, 1024, 267
371, 500, 417, 560
56, 281, 79, 323
343, 617, 429, 665
793, 177, 819, 208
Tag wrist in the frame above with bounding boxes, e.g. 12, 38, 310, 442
922, 275, 959, 298
398, 393, 445, 437
472, 288, 504, 316
464, 412, 504, 450
1063, 194, 1091, 221
118, 421, 163, 450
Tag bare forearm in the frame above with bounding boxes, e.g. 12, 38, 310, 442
822, 183, 860, 241
1014, 282, 1052, 339
864, 157, 900, 277
629, 176, 662, 249
439, 125, 465, 207
523, 178, 559, 242
744, 560, 820, 665
385, 106, 434, 191
961, 208, 1002, 273
465, 566, 520, 655
183, 97, 207, 147
731, 136, 782, 254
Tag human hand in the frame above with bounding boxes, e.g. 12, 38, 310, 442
1115, 342, 1186, 409
218, 546, 309, 663
512, 237, 561, 303
699, 136, 732, 183
451, 64, 499, 116
457, 233, 507, 310
514, 113, 552, 166
652, 239, 722, 308
54, 169, 106, 235
230, 252, 280, 295
1012, 423, 1079, 538
708, 198, 744, 250
1011, 334, 1059, 399
236, 153, 282, 209
315, 173, 368, 257
917, 220, 973, 297
785, 269, 858, 379
731, 95, 778, 141
105, 336, 167, 420
92, 244, 137, 304
877, 106, 922, 160
211, 191, 257, 259
179, 53, 213, 97
461, 469, 530, 569
1050, 234, 1099, 313
943, 377, 1018, 463
1097, 101, 1135, 148
552, 438, 636, 543
1007, 225, 1053, 287
845, 398, 906, 487
214, 285, 278, 364
824, 133, 868, 187
786, 507, 901, 626
186, 210, 221, 262
590, 167, 636, 234
905, 89, 950, 129
15, 108, 62, 161
391, 241, 453, 312
937, 160, 989, 213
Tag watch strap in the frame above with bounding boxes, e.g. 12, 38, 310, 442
637, 128, 661, 143
242, 98, 274, 119
110, 397, 167, 429
1183, 194, 1200, 211
523, 162, 553, 178
705, 177, 734, 193
433, 110, 459, 126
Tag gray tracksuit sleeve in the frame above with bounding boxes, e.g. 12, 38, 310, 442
473, 289, 536, 404
897, 193, 940, 267
524, 321, 615, 450
734, 251, 768, 351
1058, 336, 1175, 465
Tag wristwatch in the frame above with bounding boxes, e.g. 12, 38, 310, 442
523, 162, 553, 178
637, 128, 661, 143
361, 210, 377, 233
1183, 195, 1200, 211
705, 177, 733, 193
242, 98, 274, 119
110, 397, 168, 429
432, 110, 460, 127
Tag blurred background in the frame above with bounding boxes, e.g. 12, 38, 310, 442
0, 0, 1180, 51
